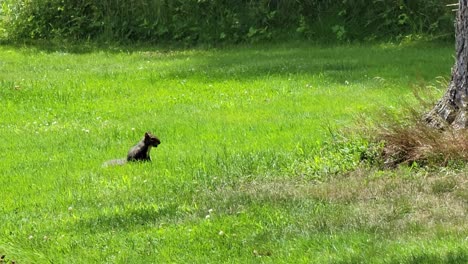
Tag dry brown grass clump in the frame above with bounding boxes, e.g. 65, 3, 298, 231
378, 118, 468, 167
368, 81, 468, 167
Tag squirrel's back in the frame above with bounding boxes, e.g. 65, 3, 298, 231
127, 132, 161, 161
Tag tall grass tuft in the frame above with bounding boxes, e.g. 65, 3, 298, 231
379, 116, 468, 167
370, 78, 468, 167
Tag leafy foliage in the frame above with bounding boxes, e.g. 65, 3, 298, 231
0, 0, 456, 44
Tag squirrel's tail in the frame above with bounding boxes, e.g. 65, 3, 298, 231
102, 158, 127, 168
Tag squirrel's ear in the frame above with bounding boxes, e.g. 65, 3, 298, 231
145, 132, 150, 137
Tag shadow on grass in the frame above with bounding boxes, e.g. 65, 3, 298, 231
1, 40, 372, 84
136, 44, 450, 85
395, 250, 468, 264
161, 49, 367, 83
0, 40, 452, 87
0, 39, 181, 54
74, 203, 180, 233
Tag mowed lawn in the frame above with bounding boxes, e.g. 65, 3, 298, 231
0, 42, 466, 263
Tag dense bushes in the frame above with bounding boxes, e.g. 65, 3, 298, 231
0, 0, 456, 44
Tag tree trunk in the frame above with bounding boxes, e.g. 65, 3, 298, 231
426, 0, 468, 129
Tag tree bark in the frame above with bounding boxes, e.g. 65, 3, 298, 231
426, 0, 468, 129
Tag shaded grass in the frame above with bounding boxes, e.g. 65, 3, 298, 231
0, 42, 466, 263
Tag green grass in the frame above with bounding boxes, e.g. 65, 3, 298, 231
0, 41, 466, 263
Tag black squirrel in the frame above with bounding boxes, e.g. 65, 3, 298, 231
103, 132, 161, 167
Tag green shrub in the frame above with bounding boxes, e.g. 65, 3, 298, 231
0, 0, 456, 44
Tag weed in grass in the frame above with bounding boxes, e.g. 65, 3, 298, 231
431, 177, 458, 194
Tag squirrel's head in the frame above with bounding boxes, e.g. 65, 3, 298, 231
144, 132, 161, 147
